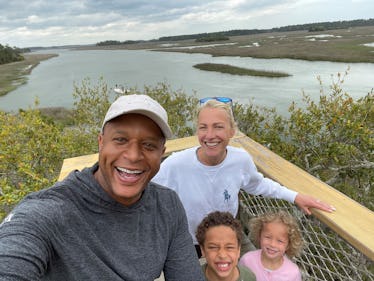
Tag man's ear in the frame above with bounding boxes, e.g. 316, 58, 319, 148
98, 133, 103, 151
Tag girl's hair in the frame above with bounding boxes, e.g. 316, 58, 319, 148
249, 210, 304, 258
196, 211, 243, 246
195, 99, 238, 133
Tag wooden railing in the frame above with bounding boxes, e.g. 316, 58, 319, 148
58, 132, 374, 279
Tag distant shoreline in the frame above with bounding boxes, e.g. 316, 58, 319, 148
0, 53, 58, 97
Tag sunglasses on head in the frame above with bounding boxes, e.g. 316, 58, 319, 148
199, 97, 233, 105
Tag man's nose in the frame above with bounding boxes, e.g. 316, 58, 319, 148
123, 142, 144, 161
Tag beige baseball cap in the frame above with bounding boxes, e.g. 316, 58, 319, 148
101, 94, 172, 138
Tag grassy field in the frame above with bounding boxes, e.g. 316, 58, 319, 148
82, 26, 374, 63
151, 26, 374, 63
0, 53, 57, 96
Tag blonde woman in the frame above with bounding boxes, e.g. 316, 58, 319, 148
152, 97, 334, 257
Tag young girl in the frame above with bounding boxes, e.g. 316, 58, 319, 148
240, 211, 304, 281
196, 211, 256, 281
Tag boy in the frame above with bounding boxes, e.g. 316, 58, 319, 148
196, 211, 256, 281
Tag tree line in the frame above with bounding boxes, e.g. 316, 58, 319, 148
0, 44, 25, 65
95, 18, 374, 46
159, 18, 374, 41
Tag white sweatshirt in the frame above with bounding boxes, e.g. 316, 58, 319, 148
152, 146, 297, 244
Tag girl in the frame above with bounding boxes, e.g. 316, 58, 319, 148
240, 211, 304, 281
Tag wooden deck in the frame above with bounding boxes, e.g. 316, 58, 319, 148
58, 132, 374, 262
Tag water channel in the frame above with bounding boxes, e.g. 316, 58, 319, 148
0, 48, 373, 116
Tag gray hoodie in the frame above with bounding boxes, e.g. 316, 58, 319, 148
0, 163, 204, 281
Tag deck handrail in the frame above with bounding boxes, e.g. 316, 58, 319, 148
58, 132, 374, 263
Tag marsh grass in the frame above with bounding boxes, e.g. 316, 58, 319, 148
194, 63, 290, 77
151, 26, 374, 63
0, 53, 57, 96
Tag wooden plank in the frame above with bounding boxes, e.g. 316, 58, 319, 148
58, 154, 98, 181
230, 134, 374, 262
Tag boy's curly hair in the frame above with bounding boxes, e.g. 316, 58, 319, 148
196, 211, 243, 246
249, 210, 304, 258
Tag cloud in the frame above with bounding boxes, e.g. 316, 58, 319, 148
0, 0, 373, 47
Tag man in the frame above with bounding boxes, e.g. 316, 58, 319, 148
0, 95, 204, 280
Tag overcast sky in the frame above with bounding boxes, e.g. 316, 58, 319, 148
1, 0, 373, 48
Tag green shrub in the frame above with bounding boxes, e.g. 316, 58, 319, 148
1, 74, 373, 220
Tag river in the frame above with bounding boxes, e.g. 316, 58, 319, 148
0, 48, 373, 116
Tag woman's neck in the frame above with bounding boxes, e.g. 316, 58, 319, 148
197, 147, 227, 166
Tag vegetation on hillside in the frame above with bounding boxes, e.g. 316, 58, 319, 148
234, 70, 373, 206
0, 73, 373, 220
0, 44, 24, 65
93, 18, 374, 48
158, 18, 374, 41
195, 34, 229, 42
96, 40, 145, 46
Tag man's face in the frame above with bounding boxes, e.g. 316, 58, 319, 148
95, 113, 165, 206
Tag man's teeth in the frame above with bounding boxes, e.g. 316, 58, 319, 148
117, 167, 142, 174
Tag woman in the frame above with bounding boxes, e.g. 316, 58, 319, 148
152, 98, 334, 257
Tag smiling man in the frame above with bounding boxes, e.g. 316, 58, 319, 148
0, 95, 204, 281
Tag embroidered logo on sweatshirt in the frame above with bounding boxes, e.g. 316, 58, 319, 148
223, 189, 231, 202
